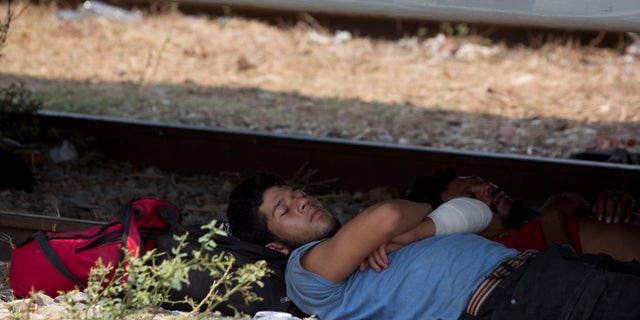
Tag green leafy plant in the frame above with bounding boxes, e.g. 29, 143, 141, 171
59, 221, 270, 319
0, 81, 55, 143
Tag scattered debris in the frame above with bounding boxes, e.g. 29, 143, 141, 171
56, 0, 142, 21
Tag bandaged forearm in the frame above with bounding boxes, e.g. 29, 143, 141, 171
429, 197, 492, 235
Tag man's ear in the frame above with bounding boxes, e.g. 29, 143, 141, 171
266, 242, 291, 256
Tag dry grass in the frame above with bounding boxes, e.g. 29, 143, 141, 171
1, 1, 639, 159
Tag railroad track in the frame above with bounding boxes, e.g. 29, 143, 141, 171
1, 111, 639, 261
132, 0, 640, 32
42, 111, 640, 201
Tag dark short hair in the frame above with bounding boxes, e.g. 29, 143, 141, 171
226, 172, 287, 245
406, 168, 457, 207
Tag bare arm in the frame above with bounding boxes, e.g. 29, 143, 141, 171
358, 197, 492, 272
539, 193, 590, 246
359, 217, 436, 272
301, 199, 433, 282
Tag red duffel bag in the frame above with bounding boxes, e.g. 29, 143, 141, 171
9, 197, 181, 297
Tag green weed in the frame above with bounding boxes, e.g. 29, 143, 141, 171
0, 81, 57, 143
59, 221, 270, 320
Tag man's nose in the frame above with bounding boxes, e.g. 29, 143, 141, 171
471, 183, 493, 200
296, 197, 310, 213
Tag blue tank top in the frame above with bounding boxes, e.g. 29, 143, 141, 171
286, 233, 518, 320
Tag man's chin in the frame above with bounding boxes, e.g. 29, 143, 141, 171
321, 218, 341, 239
286, 219, 341, 250
491, 192, 514, 214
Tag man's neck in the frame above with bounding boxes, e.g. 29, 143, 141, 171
480, 217, 513, 239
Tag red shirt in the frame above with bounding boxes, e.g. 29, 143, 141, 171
491, 215, 582, 253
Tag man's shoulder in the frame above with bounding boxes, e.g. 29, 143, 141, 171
289, 239, 326, 260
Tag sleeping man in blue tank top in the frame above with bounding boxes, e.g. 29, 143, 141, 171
226, 172, 640, 320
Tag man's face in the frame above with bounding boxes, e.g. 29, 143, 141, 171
259, 186, 340, 249
440, 175, 515, 219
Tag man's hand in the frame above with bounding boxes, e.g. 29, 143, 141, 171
594, 190, 637, 224
358, 242, 407, 272
358, 218, 434, 272
359, 244, 387, 272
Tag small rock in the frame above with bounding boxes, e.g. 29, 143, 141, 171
498, 125, 518, 141
31, 292, 55, 306
49, 140, 78, 164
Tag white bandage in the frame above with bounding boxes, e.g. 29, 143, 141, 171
429, 197, 492, 235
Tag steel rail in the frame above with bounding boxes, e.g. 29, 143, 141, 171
169, 0, 640, 32
43, 111, 640, 206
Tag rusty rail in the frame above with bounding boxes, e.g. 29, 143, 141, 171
44, 111, 640, 206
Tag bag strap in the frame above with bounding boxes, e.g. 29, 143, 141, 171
35, 230, 86, 289
116, 201, 136, 261
33, 202, 141, 292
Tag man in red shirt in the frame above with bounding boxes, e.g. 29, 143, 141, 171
407, 168, 640, 261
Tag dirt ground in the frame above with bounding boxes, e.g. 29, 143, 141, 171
1, 1, 639, 160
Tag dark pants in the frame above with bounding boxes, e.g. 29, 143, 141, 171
467, 244, 640, 320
